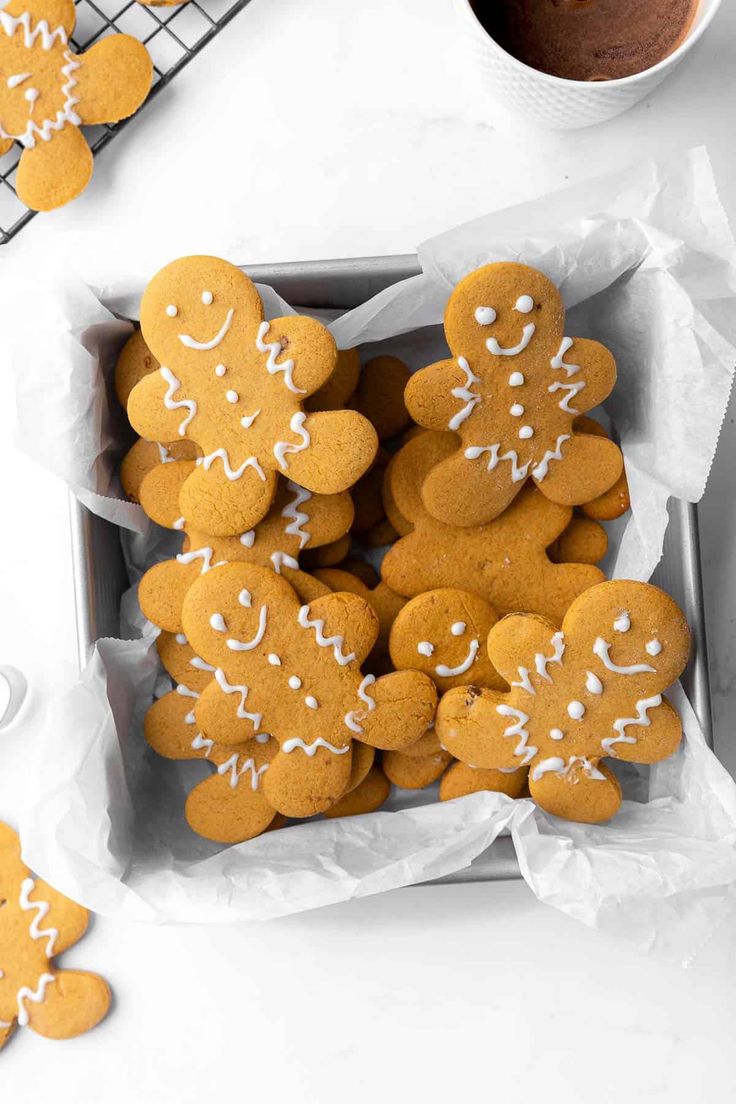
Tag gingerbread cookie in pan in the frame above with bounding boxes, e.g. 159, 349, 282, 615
128, 257, 377, 536
380, 430, 605, 623
0, 0, 151, 210
436, 580, 690, 823
405, 263, 623, 526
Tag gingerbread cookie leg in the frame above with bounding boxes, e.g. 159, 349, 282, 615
16, 125, 92, 212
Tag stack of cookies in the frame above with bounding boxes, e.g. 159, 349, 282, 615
119, 255, 690, 842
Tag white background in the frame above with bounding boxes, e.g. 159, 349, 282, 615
1, 0, 736, 1098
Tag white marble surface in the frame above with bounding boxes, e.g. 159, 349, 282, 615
0, 0, 735, 1096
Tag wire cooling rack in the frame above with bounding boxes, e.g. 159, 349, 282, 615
0, 0, 253, 244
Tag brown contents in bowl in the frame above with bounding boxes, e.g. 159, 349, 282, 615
470, 0, 699, 81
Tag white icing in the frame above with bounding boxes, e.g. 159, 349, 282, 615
297, 605, 356, 665
184, 710, 196, 725
534, 632, 565, 681
160, 366, 197, 436
288, 676, 302, 690
0, 11, 67, 50
226, 390, 239, 404
190, 657, 215, 672
448, 357, 481, 431
282, 737, 350, 756
464, 444, 530, 483
593, 638, 655, 675
531, 755, 606, 784
474, 306, 496, 325
305, 696, 319, 710
518, 425, 534, 440
282, 482, 312, 550
217, 753, 269, 790
508, 372, 524, 387
435, 639, 479, 677
7, 72, 31, 89
214, 364, 226, 377
267, 654, 281, 666
166, 305, 177, 318
344, 675, 377, 733
157, 443, 174, 464
16, 974, 56, 1028
0, 34, 80, 149
515, 295, 534, 314
214, 667, 263, 728
510, 403, 524, 417
176, 684, 199, 699
531, 434, 570, 481
256, 320, 305, 394
417, 641, 434, 657
270, 551, 299, 574
173, 517, 185, 530
239, 589, 251, 607
19, 879, 58, 958
240, 409, 260, 429
486, 323, 535, 356
178, 308, 234, 350
451, 621, 466, 636
602, 694, 663, 756
176, 547, 225, 574
585, 671, 603, 695
550, 336, 581, 376
209, 613, 227, 633
548, 379, 585, 414
201, 290, 213, 305
274, 412, 311, 470
567, 700, 585, 720
496, 705, 536, 766
175, 633, 187, 645
549, 728, 564, 741
256, 733, 270, 744
646, 639, 662, 656
191, 732, 214, 756
613, 612, 631, 633
198, 449, 266, 482
226, 605, 268, 651
240, 530, 256, 548
511, 667, 535, 695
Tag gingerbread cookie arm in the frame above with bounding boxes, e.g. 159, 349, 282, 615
356, 670, 438, 751
405, 360, 471, 431
299, 592, 380, 667
145, 690, 203, 759
383, 431, 457, 528
549, 516, 608, 565
115, 330, 159, 407
139, 559, 200, 633
528, 760, 622, 824
16, 125, 92, 212
128, 367, 195, 444
139, 459, 195, 528
75, 37, 152, 125
300, 489, 355, 548
558, 338, 617, 414
194, 677, 265, 749
260, 315, 337, 396
185, 773, 277, 844
28, 880, 89, 956
25, 969, 111, 1041
436, 685, 522, 770
604, 694, 682, 764
533, 433, 623, 506
283, 411, 378, 494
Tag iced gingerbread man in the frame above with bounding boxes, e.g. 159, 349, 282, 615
405, 262, 623, 527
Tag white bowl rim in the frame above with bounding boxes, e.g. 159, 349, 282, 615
457, 0, 724, 90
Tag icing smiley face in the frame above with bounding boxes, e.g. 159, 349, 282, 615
405, 261, 623, 528
388, 587, 506, 693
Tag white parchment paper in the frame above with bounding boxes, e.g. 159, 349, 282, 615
8, 146, 736, 962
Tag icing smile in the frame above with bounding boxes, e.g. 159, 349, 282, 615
435, 638, 480, 677
179, 308, 235, 350
486, 322, 536, 356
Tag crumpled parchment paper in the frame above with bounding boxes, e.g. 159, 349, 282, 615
8, 145, 736, 962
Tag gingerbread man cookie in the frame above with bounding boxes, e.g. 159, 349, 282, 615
0, 0, 151, 211
182, 564, 437, 817
128, 257, 378, 536
380, 431, 605, 623
313, 567, 406, 673
120, 438, 199, 504
138, 465, 347, 633
436, 580, 690, 823
0, 821, 110, 1048
351, 356, 411, 440
405, 263, 623, 526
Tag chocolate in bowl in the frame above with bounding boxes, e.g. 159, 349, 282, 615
470, 0, 699, 82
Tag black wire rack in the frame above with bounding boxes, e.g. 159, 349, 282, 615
0, 0, 254, 244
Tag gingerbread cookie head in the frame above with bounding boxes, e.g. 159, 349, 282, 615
405, 262, 623, 527
436, 580, 690, 824
0, 0, 151, 211
181, 564, 436, 817
0, 821, 110, 1048
389, 588, 505, 694
129, 257, 378, 536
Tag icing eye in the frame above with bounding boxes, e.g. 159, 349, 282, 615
238, 589, 252, 608
166, 305, 178, 318
474, 306, 496, 326
450, 622, 466, 637
417, 641, 435, 657
202, 290, 213, 305
515, 295, 534, 314
613, 612, 631, 633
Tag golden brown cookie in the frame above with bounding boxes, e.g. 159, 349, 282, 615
305, 347, 361, 411
405, 262, 623, 526
324, 766, 391, 819
351, 447, 390, 535
128, 257, 378, 536
436, 580, 690, 823
351, 356, 411, 440
302, 534, 352, 569
389, 588, 505, 693
382, 748, 452, 789
573, 416, 631, 521
363, 518, 399, 548
0, 821, 110, 1049
313, 567, 406, 671
439, 761, 528, 801
181, 564, 437, 817
381, 431, 605, 622
548, 515, 608, 566
114, 328, 160, 407
0, 0, 152, 211
120, 438, 200, 503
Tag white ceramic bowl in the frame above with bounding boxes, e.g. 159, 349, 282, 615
453, 0, 723, 129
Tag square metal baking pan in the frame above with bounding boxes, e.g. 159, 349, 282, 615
69, 254, 714, 884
